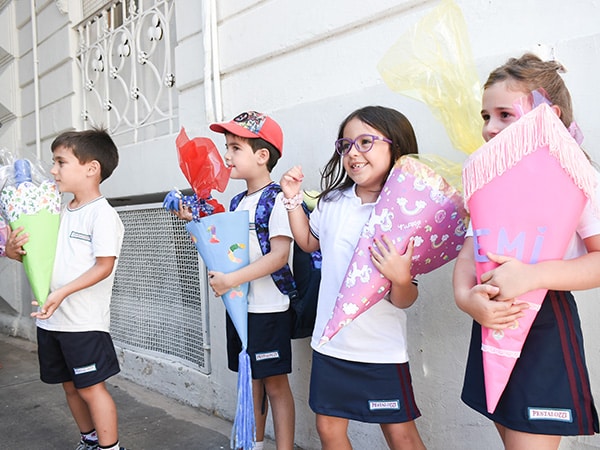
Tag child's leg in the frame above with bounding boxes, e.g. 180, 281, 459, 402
316, 413, 351, 450
497, 424, 561, 450
494, 422, 506, 443
76, 381, 119, 447
63, 381, 94, 434
253, 379, 268, 443
263, 374, 295, 450
380, 421, 426, 450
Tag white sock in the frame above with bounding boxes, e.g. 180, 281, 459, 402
99, 442, 120, 450
254, 441, 264, 450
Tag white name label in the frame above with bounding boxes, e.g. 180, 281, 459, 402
255, 351, 279, 361
369, 400, 400, 411
528, 408, 572, 422
70, 231, 92, 242
73, 364, 97, 375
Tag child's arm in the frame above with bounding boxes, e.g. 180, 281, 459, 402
453, 237, 528, 329
31, 256, 117, 319
370, 235, 418, 308
482, 234, 600, 299
5, 226, 28, 262
208, 235, 291, 297
280, 166, 320, 253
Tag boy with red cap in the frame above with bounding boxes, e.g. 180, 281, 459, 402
209, 111, 296, 450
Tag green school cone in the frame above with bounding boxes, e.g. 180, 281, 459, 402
0, 159, 61, 307
11, 210, 60, 306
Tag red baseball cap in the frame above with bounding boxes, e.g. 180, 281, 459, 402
209, 111, 284, 155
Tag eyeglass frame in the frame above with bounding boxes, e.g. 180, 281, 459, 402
334, 134, 393, 156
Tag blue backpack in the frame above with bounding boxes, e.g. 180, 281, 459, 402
230, 184, 322, 339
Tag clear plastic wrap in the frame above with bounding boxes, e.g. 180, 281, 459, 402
377, 0, 483, 154
0, 149, 61, 304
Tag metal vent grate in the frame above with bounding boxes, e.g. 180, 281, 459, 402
111, 204, 210, 372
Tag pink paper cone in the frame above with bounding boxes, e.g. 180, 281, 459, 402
463, 104, 596, 413
319, 154, 468, 346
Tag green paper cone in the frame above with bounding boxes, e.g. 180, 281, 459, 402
12, 209, 60, 306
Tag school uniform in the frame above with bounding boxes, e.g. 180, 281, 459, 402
37, 197, 124, 389
226, 185, 293, 379
462, 176, 600, 435
463, 290, 598, 435
308, 186, 421, 423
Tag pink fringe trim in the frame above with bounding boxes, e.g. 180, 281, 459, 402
462, 104, 597, 207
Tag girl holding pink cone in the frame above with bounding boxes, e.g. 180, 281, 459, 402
453, 53, 600, 449
281, 106, 426, 450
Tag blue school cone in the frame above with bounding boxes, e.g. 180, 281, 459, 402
186, 210, 255, 449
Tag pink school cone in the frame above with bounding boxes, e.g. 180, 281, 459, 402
319, 154, 468, 346
463, 104, 596, 413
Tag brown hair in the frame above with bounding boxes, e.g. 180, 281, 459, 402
51, 128, 119, 182
222, 132, 280, 172
319, 105, 418, 204
247, 137, 280, 172
484, 53, 573, 128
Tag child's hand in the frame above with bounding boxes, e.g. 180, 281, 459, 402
171, 200, 193, 222
30, 290, 64, 320
280, 166, 304, 198
452, 236, 528, 327
370, 235, 413, 286
6, 226, 28, 262
372, 236, 419, 308
208, 270, 232, 297
460, 284, 529, 330
481, 253, 534, 300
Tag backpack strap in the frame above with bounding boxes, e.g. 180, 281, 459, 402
256, 184, 297, 295
229, 190, 247, 212
230, 184, 297, 295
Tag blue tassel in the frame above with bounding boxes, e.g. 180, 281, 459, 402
231, 349, 255, 449
162, 189, 182, 212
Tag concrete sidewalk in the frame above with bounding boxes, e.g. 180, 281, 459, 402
0, 334, 277, 450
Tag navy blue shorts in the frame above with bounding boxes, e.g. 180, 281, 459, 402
309, 350, 421, 424
462, 290, 599, 435
37, 327, 120, 389
226, 309, 292, 379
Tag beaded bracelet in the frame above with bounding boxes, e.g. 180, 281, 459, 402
282, 192, 303, 211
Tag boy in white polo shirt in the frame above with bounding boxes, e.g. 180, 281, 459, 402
7, 129, 126, 450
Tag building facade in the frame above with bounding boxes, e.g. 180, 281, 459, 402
0, 1, 599, 448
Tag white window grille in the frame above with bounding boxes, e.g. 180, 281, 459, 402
111, 204, 211, 373
76, 0, 177, 144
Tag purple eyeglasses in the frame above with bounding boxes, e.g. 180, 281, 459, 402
335, 134, 392, 155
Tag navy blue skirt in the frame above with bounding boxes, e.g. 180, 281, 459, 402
309, 350, 421, 424
462, 290, 598, 435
